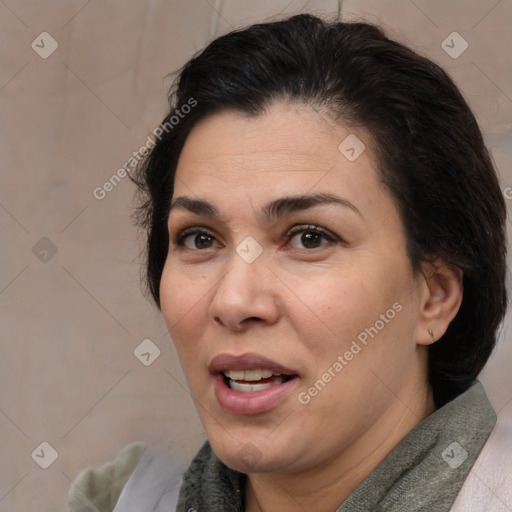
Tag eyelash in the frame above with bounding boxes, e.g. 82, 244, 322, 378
286, 225, 338, 248
173, 224, 339, 250
174, 227, 217, 248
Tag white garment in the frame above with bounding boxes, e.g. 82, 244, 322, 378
450, 413, 512, 511
113, 444, 184, 512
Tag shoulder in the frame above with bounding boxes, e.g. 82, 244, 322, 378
451, 413, 512, 511
68, 441, 147, 512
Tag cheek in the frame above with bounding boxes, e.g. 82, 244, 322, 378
284, 268, 381, 339
293, 270, 416, 418
286, 256, 413, 359
159, 263, 210, 364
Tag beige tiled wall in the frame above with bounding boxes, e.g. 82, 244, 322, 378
0, 1, 511, 510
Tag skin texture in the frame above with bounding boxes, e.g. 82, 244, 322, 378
160, 101, 463, 511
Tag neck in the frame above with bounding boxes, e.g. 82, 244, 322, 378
245, 379, 435, 512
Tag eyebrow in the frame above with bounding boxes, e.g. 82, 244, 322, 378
169, 193, 362, 221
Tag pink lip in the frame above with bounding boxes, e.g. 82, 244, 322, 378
213, 374, 299, 415
209, 353, 299, 415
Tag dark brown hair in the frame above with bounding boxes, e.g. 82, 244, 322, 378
132, 14, 507, 406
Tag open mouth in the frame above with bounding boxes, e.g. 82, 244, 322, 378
223, 369, 294, 393
210, 353, 300, 414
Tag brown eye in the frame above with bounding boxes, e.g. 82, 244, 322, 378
179, 229, 220, 250
300, 231, 323, 248
288, 226, 336, 249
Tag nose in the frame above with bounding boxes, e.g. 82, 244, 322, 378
208, 250, 280, 332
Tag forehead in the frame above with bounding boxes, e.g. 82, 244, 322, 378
173, 101, 382, 206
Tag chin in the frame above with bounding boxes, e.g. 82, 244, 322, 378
224, 450, 292, 475
210, 435, 294, 474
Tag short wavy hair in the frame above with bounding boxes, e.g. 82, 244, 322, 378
132, 14, 507, 407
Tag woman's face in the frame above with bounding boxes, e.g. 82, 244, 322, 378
160, 101, 432, 475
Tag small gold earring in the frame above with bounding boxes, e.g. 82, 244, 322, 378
428, 328, 435, 342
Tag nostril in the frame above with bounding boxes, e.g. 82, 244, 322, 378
238, 317, 264, 329
213, 316, 225, 327
214, 316, 263, 331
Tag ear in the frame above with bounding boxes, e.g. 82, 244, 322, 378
415, 259, 463, 346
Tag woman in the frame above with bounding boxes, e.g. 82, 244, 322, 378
68, 13, 509, 512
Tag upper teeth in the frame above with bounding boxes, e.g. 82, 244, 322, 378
223, 369, 282, 381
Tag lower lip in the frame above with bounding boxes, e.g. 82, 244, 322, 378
213, 374, 299, 415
